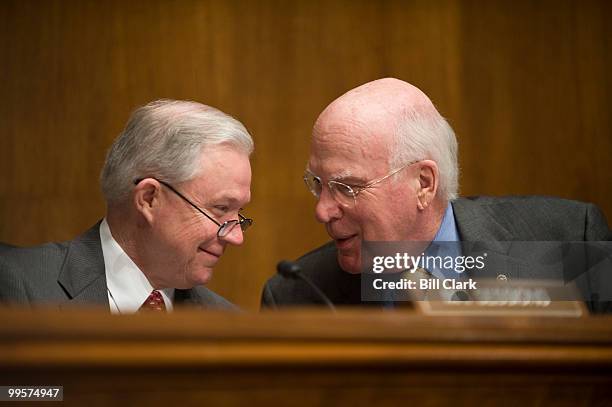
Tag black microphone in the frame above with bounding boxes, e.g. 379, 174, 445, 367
276, 260, 336, 312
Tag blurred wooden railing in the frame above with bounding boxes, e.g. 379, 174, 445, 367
1, 307, 612, 406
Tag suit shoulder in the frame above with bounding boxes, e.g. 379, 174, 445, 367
459, 195, 604, 217
464, 195, 601, 216
461, 195, 587, 208
266, 241, 337, 285
457, 195, 609, 240
0, 242, 68, 303
1, 242, 68, 274
188, 286, 238, 310
295, 241, 337, 269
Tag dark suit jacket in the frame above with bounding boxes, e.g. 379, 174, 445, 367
261, 196, 611, 312
0, 222, 235, 310
0, 242, 15, 253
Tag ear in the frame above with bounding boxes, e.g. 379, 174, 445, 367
133, 178, 162, 224
415, 160, 439, 211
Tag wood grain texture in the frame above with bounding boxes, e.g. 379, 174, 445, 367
0, 0, 610, 310
2, 308, 612, 406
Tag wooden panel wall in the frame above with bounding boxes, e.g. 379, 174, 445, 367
0, 0, 610, 310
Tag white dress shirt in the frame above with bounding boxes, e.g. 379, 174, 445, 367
99, 219, 174, 314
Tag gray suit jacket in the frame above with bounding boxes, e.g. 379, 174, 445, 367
261, 196, 611, 312
0, 242, 15, 253
0, 222, 235, 310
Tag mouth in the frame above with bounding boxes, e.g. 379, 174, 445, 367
334, 234, 358, 250
198, 247, 222, 259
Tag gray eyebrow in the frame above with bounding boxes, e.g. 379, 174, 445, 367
330, 171, 369, 186
308, 168, 367, 185
329, 169, 353, 181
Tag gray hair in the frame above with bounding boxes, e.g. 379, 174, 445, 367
391, 107, 459, 201
100, 99, 254, 204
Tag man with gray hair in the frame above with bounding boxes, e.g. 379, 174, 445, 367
1, 100, 254, 312
261, 78, 610, 311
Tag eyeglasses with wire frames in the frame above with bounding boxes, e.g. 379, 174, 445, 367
133, 178, 253, 238
303, 160, 420, 208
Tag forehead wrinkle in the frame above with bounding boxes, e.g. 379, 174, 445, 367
208, 189, 251, 206
314, 109, 395, 162
182, 181, 250, 211
310, 129, 392, 183
313, 118, 389, 160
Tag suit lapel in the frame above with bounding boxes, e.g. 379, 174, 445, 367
452, 199, 529, 281
57, 222, 109, 309
452, 198, 567, 281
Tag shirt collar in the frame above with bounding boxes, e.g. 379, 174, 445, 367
432, 202, 460, 243
426, 203, 462, 279
100, 218, 174, 314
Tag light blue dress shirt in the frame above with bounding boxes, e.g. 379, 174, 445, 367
426, 203, 464, 280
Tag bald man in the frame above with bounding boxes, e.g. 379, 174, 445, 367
261, 78, 611, 312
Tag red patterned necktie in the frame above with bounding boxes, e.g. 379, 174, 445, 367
139, 290, 166, 312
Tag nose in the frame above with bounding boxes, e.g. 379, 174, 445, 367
220, 224, 245, 246
314, 187, 343, 223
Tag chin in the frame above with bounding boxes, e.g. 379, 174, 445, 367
188, 267, 214, 287
338, 254, 362, 274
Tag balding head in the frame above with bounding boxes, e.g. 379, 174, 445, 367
313, 77, 458, 201
318, 78, 433, 121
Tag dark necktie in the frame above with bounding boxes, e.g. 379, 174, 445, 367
139, 290, 166, 312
